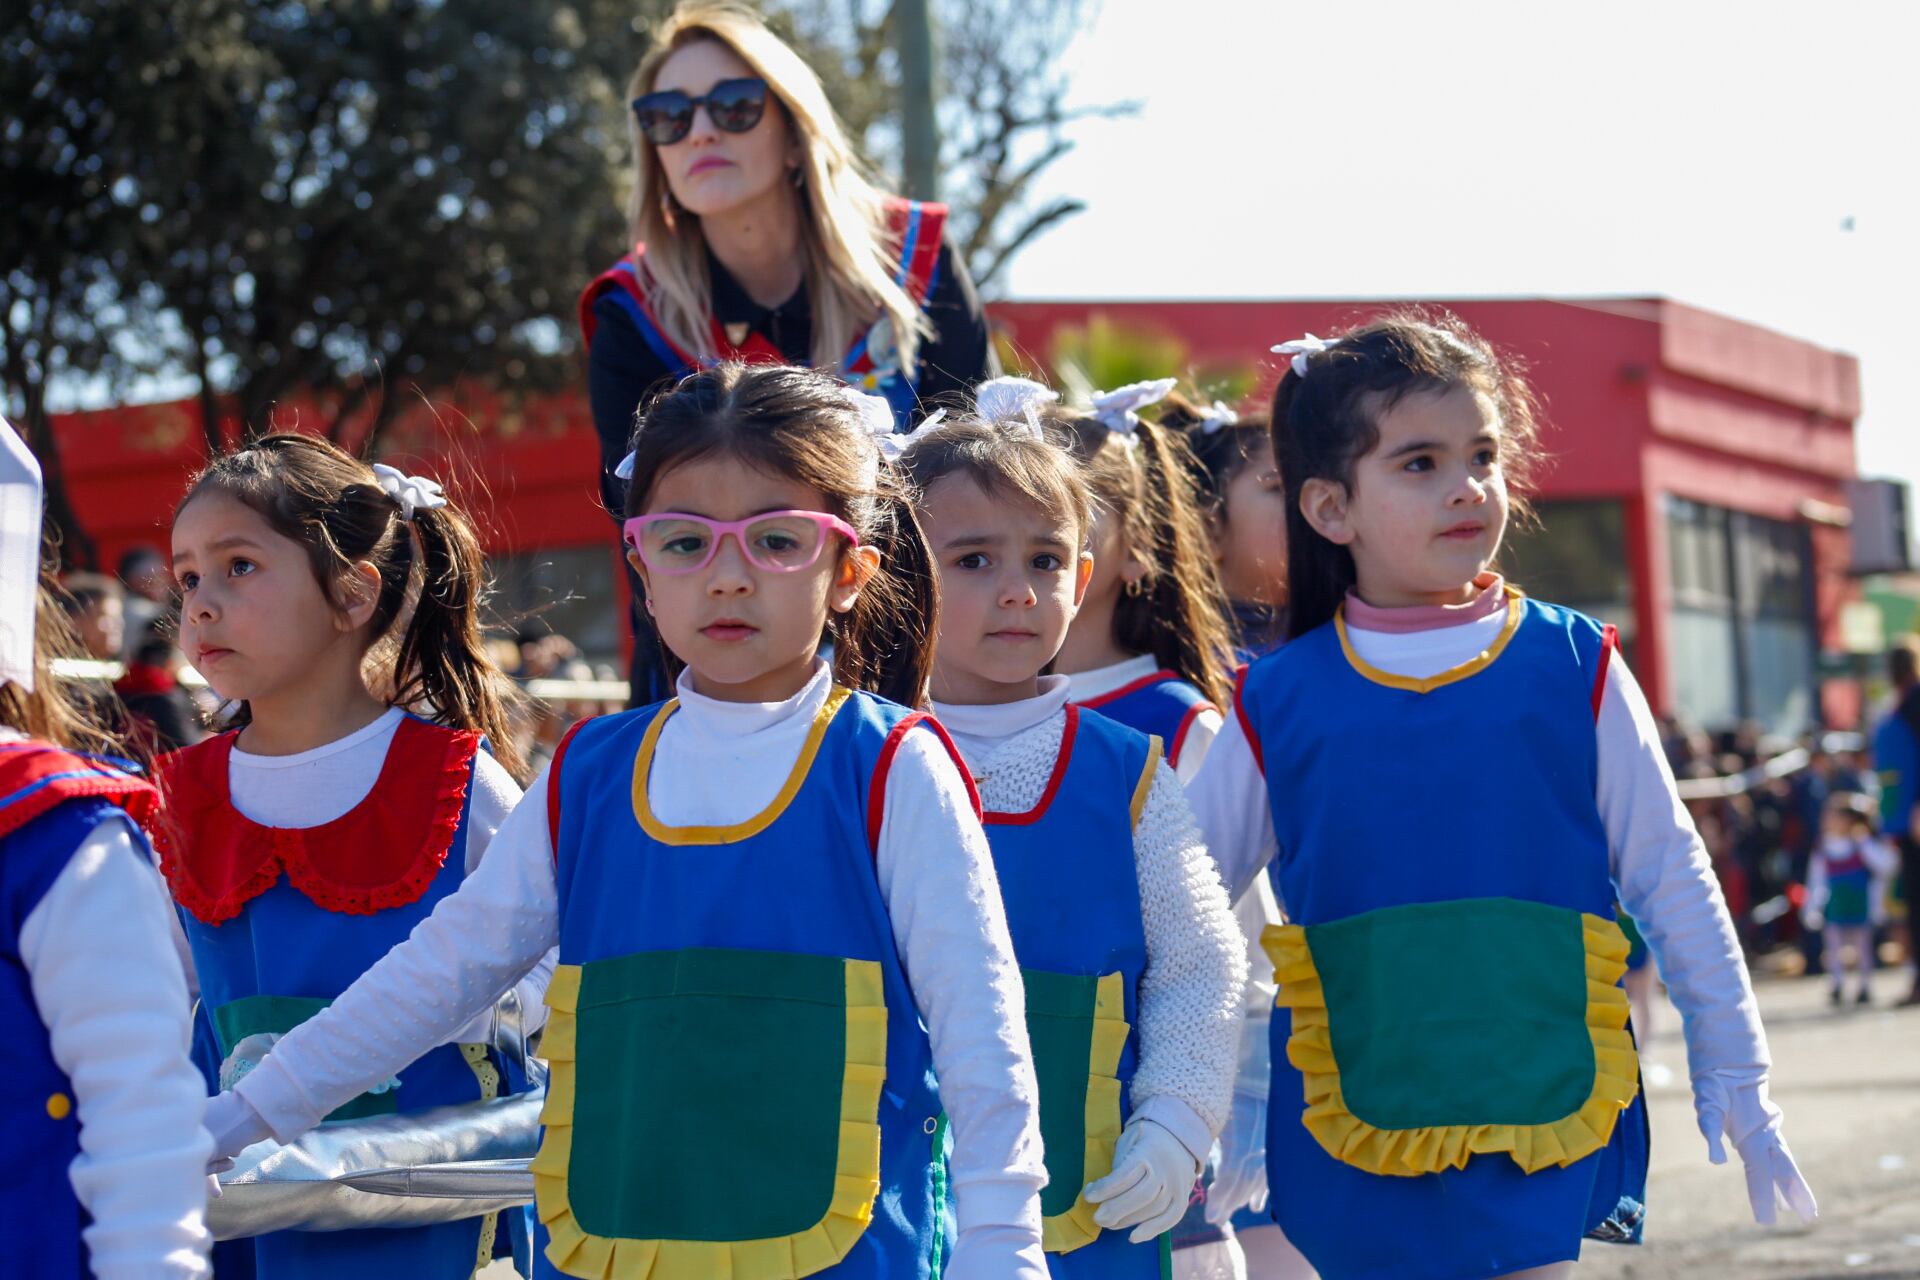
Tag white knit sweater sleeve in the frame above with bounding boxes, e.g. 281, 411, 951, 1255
1126, 757, 1246, 1162
20, 818, 212, 1279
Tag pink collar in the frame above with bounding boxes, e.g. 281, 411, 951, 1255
1344, 573, 1507, 634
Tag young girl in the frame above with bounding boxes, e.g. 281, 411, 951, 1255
896, 407, 1246, 1276
158, 434, 541, 1277
200, 364, 1050, 1279
0, 419, 212, 1277
1044, 379, 1238, 780
1187, 315, 1816, 1279
1804, 790, 1897, 1006
1162, 393, 1289, 661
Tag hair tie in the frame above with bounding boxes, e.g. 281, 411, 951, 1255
975, 376, 1060, 441
875, 409, 949, 462
371, 463, 447, 522
1271, 334, 1337, 378
1089, 378, 1177, 435
1198, 400, 1240, 434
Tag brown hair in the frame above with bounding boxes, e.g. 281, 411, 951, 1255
177, 434, 524, 778
1052, 406, 1236, 708
1889, 635, 1919, 689
1159, 391, 1275, 516
1271, 309, 1545, 640
623, 363, 937, 707
895, 416, 1094, 547
0, 570, 122, 757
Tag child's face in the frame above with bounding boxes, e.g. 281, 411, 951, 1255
1213, 437, 1288, 606
629, 453, 876, 703
1300, 383, 1509, 608
917, 474, 1090, 705
172, 491, 377, 705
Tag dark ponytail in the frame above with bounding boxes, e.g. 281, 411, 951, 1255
1272, 309, 1544, 640
1054, 409, 1236, 709
623, 363, 938, 708
178, 434, 525, 777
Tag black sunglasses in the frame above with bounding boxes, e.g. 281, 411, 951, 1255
631, 77, 769, 146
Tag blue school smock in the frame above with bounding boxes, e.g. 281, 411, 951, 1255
1233, 591, 1649, 1280
536, 686, 960, 1280
157, 717, 516, 1279
980, 704, 1168, 1278
0, 743, 161, 1279
1073, 669, 1215, 774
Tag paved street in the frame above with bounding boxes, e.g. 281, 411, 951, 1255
1582, 971, 1920, 1280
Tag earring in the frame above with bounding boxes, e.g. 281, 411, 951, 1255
790, 165, 805, 189
1124, 577, 1146, 599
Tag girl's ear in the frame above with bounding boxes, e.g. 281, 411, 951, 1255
1073, 551, 1094, 606
334, 561, 384, 633
829, 545, 881, 615
1299, 478, 1355, 547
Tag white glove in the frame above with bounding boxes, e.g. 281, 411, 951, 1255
1085, 1117, 1200, 1244
1204, 1089, 1269, 1224
204, 1088, 274, 1165
1693, 1075, 1817, 1225
943, 1224, 1047, 1280
1800, 907, 1823, 933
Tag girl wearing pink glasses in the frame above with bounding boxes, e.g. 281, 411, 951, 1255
204, 363, 1051, 1280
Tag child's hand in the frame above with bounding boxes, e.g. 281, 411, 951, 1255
1086, 1118, 1200, 1244
1694, 1075, 1817, 1225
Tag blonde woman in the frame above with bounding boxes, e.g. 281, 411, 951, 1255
583, 2, 995, 700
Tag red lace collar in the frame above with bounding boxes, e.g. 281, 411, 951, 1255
154, 717, 480, 925
0, 741, 159, 840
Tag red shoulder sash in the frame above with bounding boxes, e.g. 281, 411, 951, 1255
0, 742, 159, 842
154, 717, 480, 925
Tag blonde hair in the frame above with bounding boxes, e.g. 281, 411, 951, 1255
626, 2, 930, 372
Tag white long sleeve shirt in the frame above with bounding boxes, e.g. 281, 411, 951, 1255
224, 662, 1048, 1260
1187, 605, 1773, 1097
935, 678, 1246, 1163
19, 804, 213, 1278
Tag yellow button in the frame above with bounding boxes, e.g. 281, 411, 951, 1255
45, 1092, 72, 1120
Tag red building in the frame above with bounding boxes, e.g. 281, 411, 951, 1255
51, 295, 1863, 732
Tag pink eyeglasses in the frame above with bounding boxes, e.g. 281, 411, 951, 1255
622, 510, 861, 575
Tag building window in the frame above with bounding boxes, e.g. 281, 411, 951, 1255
489, 546, 623, 664
1662, 498, 1814, 736
1499, 500, 1638, 667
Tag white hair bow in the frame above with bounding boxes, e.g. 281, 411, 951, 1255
1271, 334, 1336, 379
0, 415, 42, 691
874, 409, 949, 462
1198, 400, 1240, 434
613, 451, 636, 481
1089, 377, 1177, 435
974, 377, 1060, 440
371, 463, 448, 521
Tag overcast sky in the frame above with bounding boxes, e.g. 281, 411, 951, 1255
1001, 0, 1919, 493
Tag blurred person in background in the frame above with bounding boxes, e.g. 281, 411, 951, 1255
113, 621, 202, 754
1871, 637, 1920, 1005
115, 544, 173, 659
56, 572, 124, 662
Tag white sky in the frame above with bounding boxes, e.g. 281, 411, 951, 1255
1000, 0, 1920, 492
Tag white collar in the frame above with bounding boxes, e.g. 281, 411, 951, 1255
671, 659, 833, 742
1059, 653, 1161, 703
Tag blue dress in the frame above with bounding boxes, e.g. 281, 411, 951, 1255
0, 742, 162, 1279
537, 686, 955, 1280
158, 717, 519, 1279
980, 704, 1167, 1278
1073, 668, 1215, 774
1235, 593, 1649, 1279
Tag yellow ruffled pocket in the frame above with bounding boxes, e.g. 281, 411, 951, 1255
1266, 900, 1638, 1178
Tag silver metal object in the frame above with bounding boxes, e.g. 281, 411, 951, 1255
210, 1091, 541, 1239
